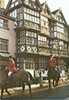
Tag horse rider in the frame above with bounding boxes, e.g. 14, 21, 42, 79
6, 56, 17, 77
48, 55, 57, 69
47, 55, 57, 79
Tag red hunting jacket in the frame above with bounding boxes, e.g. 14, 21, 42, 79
48, 56, 57, 69
7, 61, 17, 73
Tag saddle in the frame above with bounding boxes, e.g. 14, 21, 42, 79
7, 70, 17, 81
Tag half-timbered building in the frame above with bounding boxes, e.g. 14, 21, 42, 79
5, 0, 42, 77
5, 0, 69, 76
50, 9, 69, 65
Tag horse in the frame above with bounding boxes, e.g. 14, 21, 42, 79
0, 65, 33, 99
47, 55, 60, 89
47, 67, 60, 88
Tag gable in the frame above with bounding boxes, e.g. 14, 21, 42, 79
41, 1, 51, 16
6, 0, 41, 14
52, 9, 67, 25
5, 0, 23, 14
22, 0, 41, 10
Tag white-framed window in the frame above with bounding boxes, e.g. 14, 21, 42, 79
38, 35, 47, 46
10, 10, 17, 18
0, 19, 8, 29
24, 0, 29, 5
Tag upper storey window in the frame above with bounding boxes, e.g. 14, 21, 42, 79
10, 0, 19, 9
0, 18, 8, 29
24, 0, 30, 5
55, 12, 64, 23
0, 19, 3, 27
10, 10, 17, 18
41, 16, 49, 28
56, 16, 63, 23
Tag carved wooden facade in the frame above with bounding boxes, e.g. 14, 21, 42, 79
5, 0, 69, 71
50, 9, 69, 58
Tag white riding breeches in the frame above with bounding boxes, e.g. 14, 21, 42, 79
8, 71, 12, 76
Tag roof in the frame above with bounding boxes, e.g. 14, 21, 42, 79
52, 8, 67, 25
5, 0, 41, 14
41, 1, 51, 15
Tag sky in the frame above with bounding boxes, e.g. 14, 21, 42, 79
5, 0, 69, 24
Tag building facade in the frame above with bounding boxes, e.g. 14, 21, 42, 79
5, 0, 41, 76
0, 8, 16, 60
5, 0, 69, 75
38, 2, 51, 69
50, 9, 69, 65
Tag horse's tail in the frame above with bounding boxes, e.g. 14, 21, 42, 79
26, 72, 34, 83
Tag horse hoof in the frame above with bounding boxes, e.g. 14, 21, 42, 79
48, 87, 52, 89
1, 97, 3, 100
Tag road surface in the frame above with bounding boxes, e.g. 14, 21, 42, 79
1, 84, 69, 100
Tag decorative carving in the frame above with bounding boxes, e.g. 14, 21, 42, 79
20, 45, 25, 52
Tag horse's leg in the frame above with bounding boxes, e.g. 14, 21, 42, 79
53, 79, 55, 87
48, 79, 51, 89
53, 76, 59, 87
22, 83, 25, 92
55, 77, 59, 86
27, 82, 31, 95
5, 88, 11, 95
53, 79, 56, 87
1, 88, 4, 100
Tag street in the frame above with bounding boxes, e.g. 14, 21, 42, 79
1, 84, 69, 100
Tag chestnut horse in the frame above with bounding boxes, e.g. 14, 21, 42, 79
0, 65, 33, 99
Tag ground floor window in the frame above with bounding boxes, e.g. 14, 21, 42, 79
39, 56, 48, 69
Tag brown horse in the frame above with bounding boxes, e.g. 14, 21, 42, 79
0, 65, 33, 99
47, 55, 60, 88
